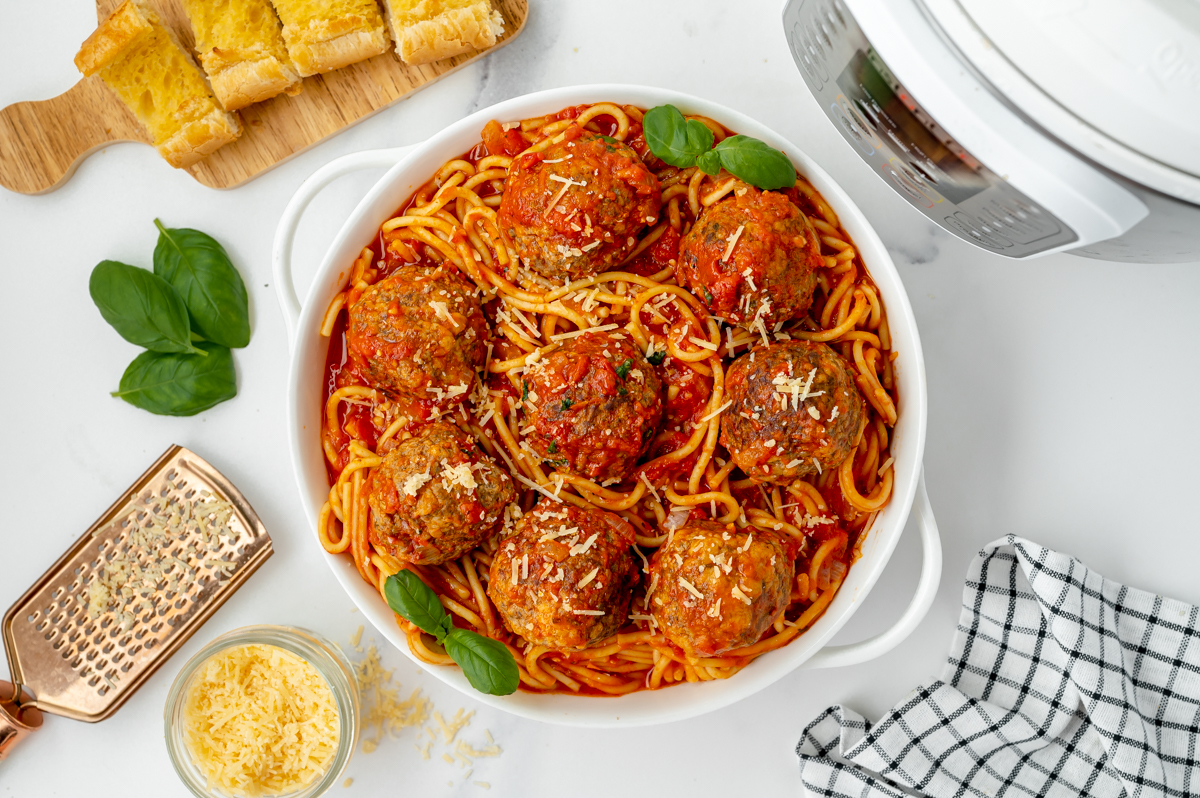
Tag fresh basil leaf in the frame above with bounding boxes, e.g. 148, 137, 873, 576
111, 342, 235, 416
643, 105, 714, 168
696, 149, 722, 176
444, 628, 519, 696
89, 260, 204, 356
384, 570, 453, 640
647, 350, 665, 366
713, 135, 797, 190
153, 220, 250, 349
615, 358, 632, 379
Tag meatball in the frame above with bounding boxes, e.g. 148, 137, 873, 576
649, 520, 794, 657
721, 340, 867, 484
676, 187, 822, 331
499, 128, 662, 282
346, 266, 487, 407
522, 330, 663, 483
488, 505, 639, 650
367, 422, 515, 565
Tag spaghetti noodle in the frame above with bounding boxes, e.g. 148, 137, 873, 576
316, 102, 898, 695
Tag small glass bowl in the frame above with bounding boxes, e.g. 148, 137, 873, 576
164, 625, 360, 798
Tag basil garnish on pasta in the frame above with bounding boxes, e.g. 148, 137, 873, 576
385, 570, 519, 696
643, 104, 796, 190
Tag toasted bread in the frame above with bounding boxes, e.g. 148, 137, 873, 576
75, 0, 240, 168
269, 0, 390, 76
380, 0, 504, 65
182, 0, 303, 111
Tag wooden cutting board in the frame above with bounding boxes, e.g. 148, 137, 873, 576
0, 0, 528, 194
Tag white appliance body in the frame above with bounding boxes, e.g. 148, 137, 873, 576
783, 0, 1200, 263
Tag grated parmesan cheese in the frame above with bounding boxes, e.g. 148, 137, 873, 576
182, 644, 339, 797
576, 567, 599, 589
568, 532, 599, 557
549, 323, 618, 342
433, 708, 475, 744
721, 225, 745, 262
402, 471, 432, 497
86, 483, 238, 629
354, 644, 431, 753
440, 461, 478, 492
699, 400, 733, 423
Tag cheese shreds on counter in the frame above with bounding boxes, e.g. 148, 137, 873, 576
182, 644, 339, 797
433, 708, 475, 744
347, 635, 503, 787
355, 644, 431, 753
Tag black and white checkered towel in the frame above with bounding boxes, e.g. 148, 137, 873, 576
796, 535, 1200, 798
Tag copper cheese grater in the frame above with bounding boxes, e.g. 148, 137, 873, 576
0, 444, 272, 759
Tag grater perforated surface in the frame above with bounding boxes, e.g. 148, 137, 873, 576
2, 445, 272, 723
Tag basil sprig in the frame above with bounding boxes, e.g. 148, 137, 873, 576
113, 342, 236, 416
153, 220, 250, 349
89, 221, 249, 416
384, 570, 519, 696
643, 104, 796, 190
89, 261, 207, 356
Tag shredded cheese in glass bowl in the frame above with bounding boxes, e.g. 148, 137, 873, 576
165, 626, 360, 798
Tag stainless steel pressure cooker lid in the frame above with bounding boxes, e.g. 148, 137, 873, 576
782, 0, 1200, 262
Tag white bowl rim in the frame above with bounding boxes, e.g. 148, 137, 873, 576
283, 84, 928, 727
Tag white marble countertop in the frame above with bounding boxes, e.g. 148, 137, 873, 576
3, 2, 1199, 796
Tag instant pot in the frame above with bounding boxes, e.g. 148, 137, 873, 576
782, 0, 1200, 262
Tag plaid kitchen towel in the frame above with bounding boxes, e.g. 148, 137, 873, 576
796, 535, 1200, 798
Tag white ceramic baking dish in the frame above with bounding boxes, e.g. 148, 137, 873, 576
273, 85, 940, 727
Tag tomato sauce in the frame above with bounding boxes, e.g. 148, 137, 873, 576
321, 312, 378, 481
317, 106, 885, 696
322, 143, 503, 482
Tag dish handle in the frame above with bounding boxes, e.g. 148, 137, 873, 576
271, 145, 419, 349
803, 470, 941, 669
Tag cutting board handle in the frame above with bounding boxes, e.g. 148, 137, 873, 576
0, 76, 145, 195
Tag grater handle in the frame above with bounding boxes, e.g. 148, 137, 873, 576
0, 681, 42, 760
